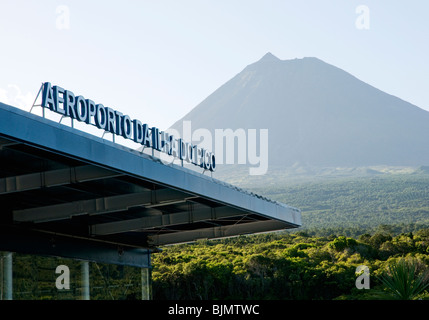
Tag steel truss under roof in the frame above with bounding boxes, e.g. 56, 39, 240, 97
0, 102, 301, 266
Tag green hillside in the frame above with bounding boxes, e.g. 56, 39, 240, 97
227, 172, 429, 235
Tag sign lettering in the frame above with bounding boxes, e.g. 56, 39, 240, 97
41, 82, 216, 172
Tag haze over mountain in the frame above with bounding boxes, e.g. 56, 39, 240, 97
171, 53, 429, 176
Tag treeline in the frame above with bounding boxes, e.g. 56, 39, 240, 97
151, 227, 429, 300
248, 174, 429, 230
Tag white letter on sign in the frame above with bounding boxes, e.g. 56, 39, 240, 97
55, 264, 70, 290
355, 5, 370, 30
56, 5, 70, 30
355, 265, 370, 289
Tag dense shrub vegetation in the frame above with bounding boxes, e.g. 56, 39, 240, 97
4, 174, 429, 300
151, 173, 429, 300
151, 228, 429, 300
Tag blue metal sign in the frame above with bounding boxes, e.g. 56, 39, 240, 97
41, 82, 216, 172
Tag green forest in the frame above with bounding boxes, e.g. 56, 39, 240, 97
3, 173, 429, 300
151, 227, 429, 300
236, 172, 429, 232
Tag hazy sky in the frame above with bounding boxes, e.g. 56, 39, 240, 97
1, 0, 428, 130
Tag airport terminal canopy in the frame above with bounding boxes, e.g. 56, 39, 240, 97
0, 97, 301, 266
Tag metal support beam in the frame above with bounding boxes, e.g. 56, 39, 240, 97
91, 205, 247, 236
81, 261, 90, 300
0, 139, 20, 150
148, 220, 293, 246
13, 188, 196, 223
1, 252, 13, 300
0, 137, 14, 147
141, 268, 151, 300
0, 225, 151, 268
0, 165, 122, 195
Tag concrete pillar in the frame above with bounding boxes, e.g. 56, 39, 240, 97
81, 261, 90, 300
141, 267, 151, 300
1, 252, 13, 300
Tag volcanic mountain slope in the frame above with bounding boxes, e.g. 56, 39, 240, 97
171, 53, 429, 173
